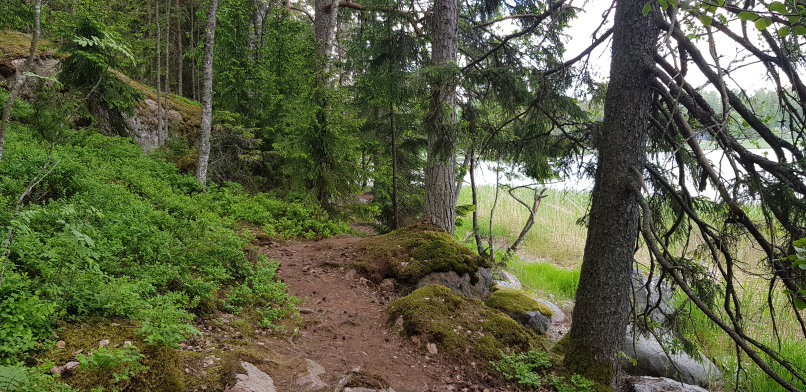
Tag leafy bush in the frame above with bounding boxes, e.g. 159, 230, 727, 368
0, 293, 56, 363
490, 347, 552, 388
77, 344, 148, 383
222, 260, 299, 328
549, 374, 596, 392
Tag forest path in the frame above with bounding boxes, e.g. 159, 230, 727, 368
254, 230, 510, 392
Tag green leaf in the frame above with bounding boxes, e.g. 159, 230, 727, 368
795, 25, 806, 35
738, 11, 758, 21
700, 15, 713, 26
769, 1, 788, 13
778, 26, 792, 36
659, 0, 668, 9
669, 0, 678, 5
754, 17, 773, 30
794, 297, 806, 310
784, 289, 796, 295
717, 0, 725, 4
799, 289, 806, 296
643, 2, 652, 16
788, 15, 800, 23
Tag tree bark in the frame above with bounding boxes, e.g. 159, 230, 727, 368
176, 0, 183, 97
0, 0, 41, 164
156, 0, 163, 138
197, 0, 220, 187
562, 0, 659, 387
423, 0, 459, 235
390, 101, 399, 230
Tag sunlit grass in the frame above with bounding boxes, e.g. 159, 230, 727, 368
456, 185, 589, 269
507, 258, 580, 301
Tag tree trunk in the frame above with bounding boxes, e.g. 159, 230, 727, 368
197, 0, 220, 187
390, 101, 399, 230
156, 0, 163, 139
423, 0, 459, 235
164, 0, 171, 143
470, 152, 485, 256
176, 0, 183, 97
0, 0, 41, 164
562, 0, 660, 387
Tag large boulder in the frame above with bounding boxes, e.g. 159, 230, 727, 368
486, 287, 554, 334
416, 267, 493, 301
626, 376, 709, 392
619, 330, 722, 387
632, 267, 674, 323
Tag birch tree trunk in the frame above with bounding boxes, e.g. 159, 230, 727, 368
423, 0, 459, 235
0, 0, 41, 164
197, 0, 220, 186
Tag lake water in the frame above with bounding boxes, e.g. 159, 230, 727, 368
464, 149, 786, 201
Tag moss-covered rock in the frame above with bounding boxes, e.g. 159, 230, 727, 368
353, 224, 490, 285
385, 285, 546, 367
48, 319, 186, 392
486, 287, 553, 317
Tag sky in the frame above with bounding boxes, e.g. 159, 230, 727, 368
562, 0, 777, 92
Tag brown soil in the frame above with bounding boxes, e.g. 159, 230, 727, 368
254, 231, 518, 392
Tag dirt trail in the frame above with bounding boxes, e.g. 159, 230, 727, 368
256, 231, 512, 392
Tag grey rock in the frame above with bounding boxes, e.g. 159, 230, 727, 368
620, 330, 722, 387
628, 376, 709, 392
226, 362, 276, 392
493, 270, 522, 290
632, 267, 674, 323
295, 359, 328, 391
504, 310, 551, 335
536, 298, 565, 324
415, 267, 493, 301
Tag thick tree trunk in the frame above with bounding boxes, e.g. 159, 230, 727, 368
0, 0, 41, 164
562, 0, 659, 387
197, 0, 220, 186
423, 0, 459, 235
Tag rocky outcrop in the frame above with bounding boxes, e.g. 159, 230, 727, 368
485, 287, 555, 334
415, 267, 494, 302
632, 267, 674, 323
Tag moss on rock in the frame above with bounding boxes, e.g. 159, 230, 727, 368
486, 287, 553, 317
385, 285, 546, 367
47, 319, 186, 392
353, 224, 490, 284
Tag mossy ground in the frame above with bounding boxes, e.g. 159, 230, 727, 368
0, 30, 57, 59
385, 285, 547, 368
486, 287, 553, 317
353, 224, 491, 284
45, 319, 186, 392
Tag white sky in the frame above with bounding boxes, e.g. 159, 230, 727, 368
562, 0, 777, 92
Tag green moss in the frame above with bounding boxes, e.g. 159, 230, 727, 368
0, 30, 57, 59
385, 285, 546, 367
486, 287, 553, 317
354, 224, 490, 284
112, 70, 201, 135
46, 319, 186, 391
558, 335, 614, 392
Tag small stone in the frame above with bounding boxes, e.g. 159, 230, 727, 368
123, 341, 132, 347
99, 339, 110, 348
56, 340, 66, 349
427, 343, 438, 355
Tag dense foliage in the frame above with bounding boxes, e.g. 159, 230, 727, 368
0, 90, 346, 368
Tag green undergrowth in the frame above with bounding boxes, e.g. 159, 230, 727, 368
0, 91, 346, 372
353, 224, 491, 284
385, 285, 548, 367
507, 260, 581, 302
486, 286, 553, 317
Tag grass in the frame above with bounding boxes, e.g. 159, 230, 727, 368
459, 184, 806, 391
456, 185, 589, 269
